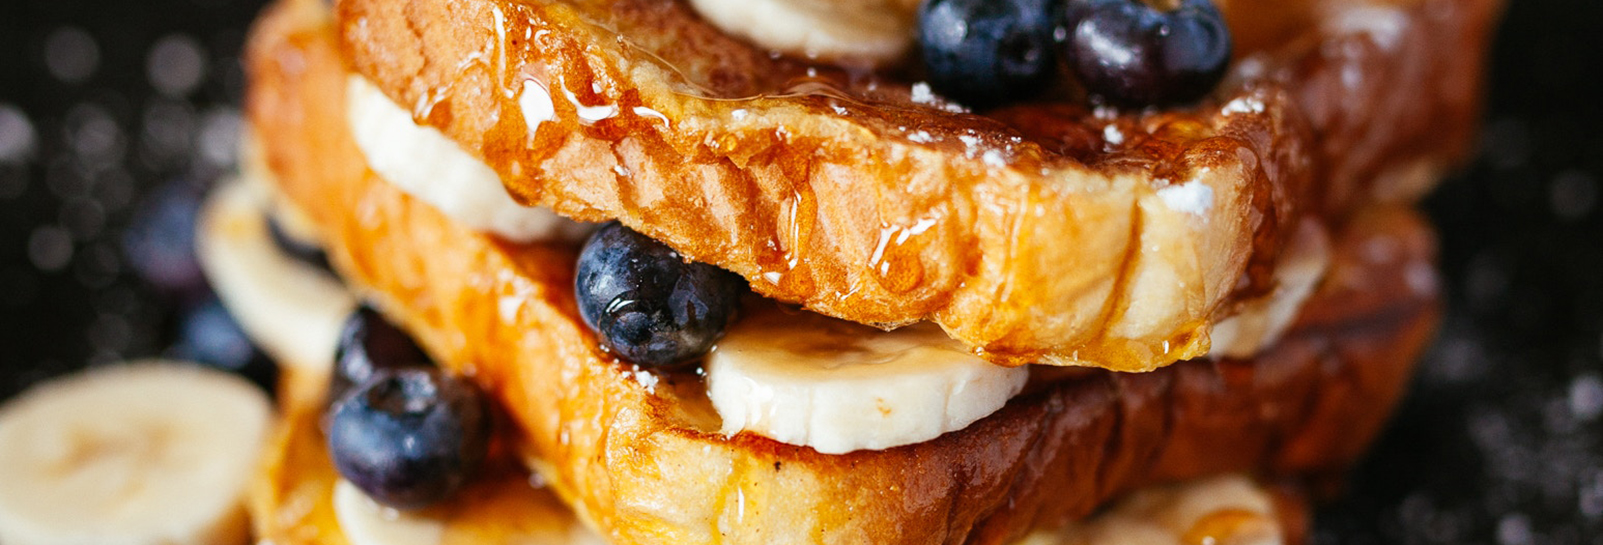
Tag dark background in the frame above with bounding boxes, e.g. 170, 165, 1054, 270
1, 0, 1599, 542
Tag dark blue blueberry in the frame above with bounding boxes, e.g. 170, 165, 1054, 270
918, 0, 1061, 109
123, 181, 207, 301
575, 222, 743, 368
1057, 0, 1231, 107
170, 298, 279, 398
327, 368, 490, 510
265, 214, 333, 274
326, 305, 433, 408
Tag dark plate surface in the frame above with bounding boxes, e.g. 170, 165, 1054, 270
1, 0, 1600, 542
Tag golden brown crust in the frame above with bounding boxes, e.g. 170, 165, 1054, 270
244, 2, 1439, 542
328, 0, 1493, 371
253, 399, 1310, 545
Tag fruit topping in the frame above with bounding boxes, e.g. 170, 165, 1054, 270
171, 298, 280, 398
918, 0, 1061, 109
265, 213, 333, 273
0, 362, 272, 545
707, 308, 1028, 454
327, 368, 490, 511
196, 180, 358, 372
575, 222, 744, 368
327, 305, 434, 407
123, 181, 207, 301
1057, 0, 1231, 107
346, 76, 592, 243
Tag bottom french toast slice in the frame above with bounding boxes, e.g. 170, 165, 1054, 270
243, 0, 1440, 542
247, 357, 1307, 545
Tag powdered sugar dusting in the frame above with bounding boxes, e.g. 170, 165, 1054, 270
910, 82, 936, 105
1222, 96, 1266, 115
1102, 124, 1125, 146
1157, 180, 1215, 216
627, 365, 660, 394
981, 149, 1005, 167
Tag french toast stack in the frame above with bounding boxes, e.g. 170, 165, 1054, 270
199, 0, 1499, 541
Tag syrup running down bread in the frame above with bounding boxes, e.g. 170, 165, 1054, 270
331, 0, 1495, 371
242, 0, 1443, 538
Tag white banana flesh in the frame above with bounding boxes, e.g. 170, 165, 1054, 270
332, 479, 608, 545
707, 309, 1029, 454
333, 480, 447, 545
686, 0, 914, 66
346, 76, 591, 244
0, 361, 272, 545
1209, 219, 1331, 359
197, 179, 357, 372
1019, 475, 1284, 545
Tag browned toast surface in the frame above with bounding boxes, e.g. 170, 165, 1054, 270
249, 360, 1314, 545
330, 0, 1495, 370
246, 2, 1440, 542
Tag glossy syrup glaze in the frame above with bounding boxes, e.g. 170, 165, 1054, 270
242, 1, 1444, 536
332, 0, 1497, 371
255, 386, 1307, 545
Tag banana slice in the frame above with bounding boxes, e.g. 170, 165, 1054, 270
686, 0, 914, 66
333, 480, 446, 545
332, 479, 608, 545
1020, 475, 1284, 545
707, 309, 1029, 454
197, 179, 357, 372
1208, 220, 1331, 359
346, 76, 591, 243
0, 361, 272, 545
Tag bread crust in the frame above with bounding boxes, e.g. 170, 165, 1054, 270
245, 1, 1440, 542
328, 0, 1494, 370
249, 370, 1310, 545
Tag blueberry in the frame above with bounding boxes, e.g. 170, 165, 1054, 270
575, 222, 743, 368
919, 0, 1061, 109
326, 305, 433, 408
265, 214, 333, 274
327, 368, 490, 510
170, 298, 279, 398
123, 181, 207, 301
1057, 0, 1231, 107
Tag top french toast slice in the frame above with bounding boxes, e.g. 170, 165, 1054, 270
334, 0, 1496, 371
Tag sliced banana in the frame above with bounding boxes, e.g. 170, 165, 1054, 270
707, 309, 1029, 454
197, 179, 358, 372
1019, 475, 1284, 545
333, 480, 446, 545
333, 479, 607, 545
346, 76, 591, 243
0, 361, 272, 545
687, 0, 914, 66
1209, 219, 1331, 359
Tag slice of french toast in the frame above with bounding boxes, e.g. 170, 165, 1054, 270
329, 0, 1495, 371
244, 1, 1439, 542
247, 359, 1307, 545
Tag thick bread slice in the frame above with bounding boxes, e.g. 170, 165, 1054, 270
250, 364, 1308, 545
332, 0, 1495, 370
245, 2, 1438, 543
